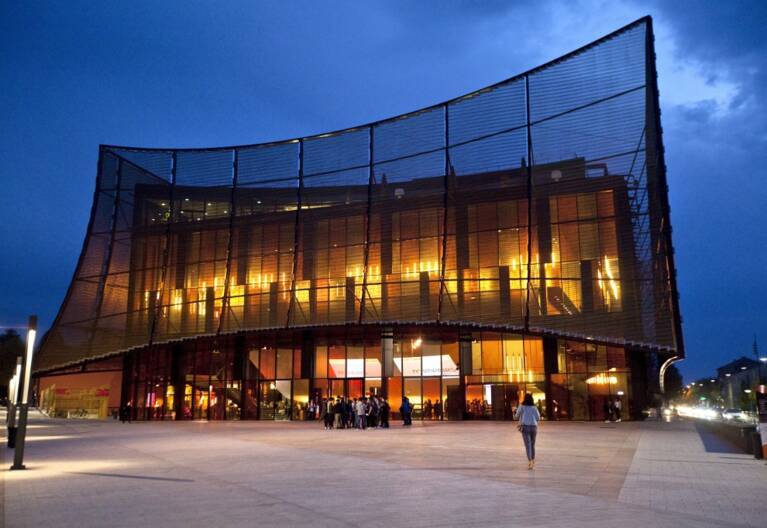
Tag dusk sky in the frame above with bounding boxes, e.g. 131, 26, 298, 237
1, 1, 765, 381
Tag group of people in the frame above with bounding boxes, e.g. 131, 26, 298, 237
311, 395, 392, 429
421, 399, 443, 420
602, 398, 623, 422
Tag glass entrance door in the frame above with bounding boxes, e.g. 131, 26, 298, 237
491, 384, 518, 420
259, 380, 292, 420
466, 383, 520, 420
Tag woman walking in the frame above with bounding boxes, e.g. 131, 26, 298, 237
514, 393, 540, 470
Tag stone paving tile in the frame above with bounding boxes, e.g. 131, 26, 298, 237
618, 421, 767, 528
1, 410, 766, 527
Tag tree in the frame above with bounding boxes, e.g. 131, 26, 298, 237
664, 364, 683, 398
0, 329, 24, 399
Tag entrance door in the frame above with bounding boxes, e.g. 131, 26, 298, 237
490, 384, 518, 420
259, 380, 292, 420
347, 379, 363, 399
466, 383, 519, 420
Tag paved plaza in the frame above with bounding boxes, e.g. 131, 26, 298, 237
2, 410, 766, 528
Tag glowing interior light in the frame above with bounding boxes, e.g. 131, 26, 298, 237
603, 256, 620, 300
172, 291, 183, 311
586, 373, 618, 385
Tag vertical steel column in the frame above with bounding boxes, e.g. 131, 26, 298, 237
217, 149, 239, 336
359, 125, 374, 323
148, 151, 177, 345
437, 103, 450, 322
524, 75, 534, 332
89, 155, 123, 347
286, 139, 304, 327
645, 17, 684, 357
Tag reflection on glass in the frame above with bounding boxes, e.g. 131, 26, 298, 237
328, 345, 345, 378
347, 346, 364, 378
364, 345, 382, 377
292, 379, 309, 420
404, 378, 421, 417
388, 377, 402, 418
422, 342, 441, 377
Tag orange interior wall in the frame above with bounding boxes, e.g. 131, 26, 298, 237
39, 371, 122, 408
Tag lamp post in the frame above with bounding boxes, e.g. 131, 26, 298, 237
11, 315, 37, 470
6, 356, 22, 447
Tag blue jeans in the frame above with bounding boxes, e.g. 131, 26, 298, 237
521, 425, 537, 461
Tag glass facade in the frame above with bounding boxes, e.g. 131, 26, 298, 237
35, 18, 681, 422
118, 326, 636, 422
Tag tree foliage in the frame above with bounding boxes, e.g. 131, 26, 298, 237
664, 364, 684, 398
0, 329, 24, 398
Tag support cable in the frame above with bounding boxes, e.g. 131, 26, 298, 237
89, 156, 123, 349
437, 103, 451, 322
217, 148, 239, 336
359, 125, 375, 324
286, 140, 304, 327
148, 151, 177, 346
524, 74, 534, 333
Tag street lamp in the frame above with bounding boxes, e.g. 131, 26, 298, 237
6, 357, 22, 447
11, 315, 37, 471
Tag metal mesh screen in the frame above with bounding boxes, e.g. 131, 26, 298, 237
36, 17, 682, 373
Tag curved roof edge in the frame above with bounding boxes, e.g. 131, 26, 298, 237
101, 16, 651, 154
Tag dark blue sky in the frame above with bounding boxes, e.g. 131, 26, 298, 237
1, 1, 765, 381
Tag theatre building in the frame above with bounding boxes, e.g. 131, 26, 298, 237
34, 17, 683, 422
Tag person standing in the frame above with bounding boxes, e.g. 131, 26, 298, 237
325, 398, 335, 429
340, 397, 349, 429
380, 398, 390, 428
346, 398, 355, 429
514, 393, 541, 470
614, 398, 622, 422
434, 399, 443, 421
334, 397, 343, 429
424, 399, 433, 421
356, 397, 367, 429
400, 396, 412, 426
603, 398, 612, 423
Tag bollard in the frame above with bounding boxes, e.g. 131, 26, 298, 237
752, 432, 764, 459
